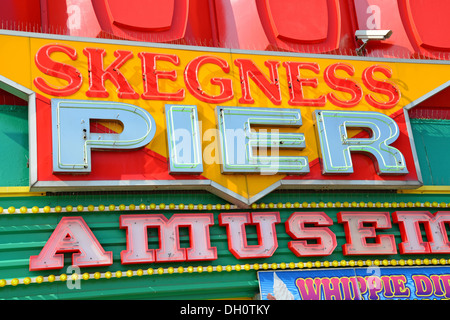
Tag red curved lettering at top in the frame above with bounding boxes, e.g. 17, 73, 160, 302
404, 0, 450, 51
37, 0, 214, 45
353, 0, 450, 59
352, 0, 416, 58
6, 0, 450, 59
0, 0, 41, 30
259, 0, 344, 52
213, 0, 351, 53
45, 0, 102, 37
265, 0, 330, 43
92, 0, 188, 42
106, 0, 174, 31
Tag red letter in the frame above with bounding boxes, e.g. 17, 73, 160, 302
34, 44, 82, 96
283, 62, 326, 106
234, 59, 281, 105
184, 55, 234, 103
392, 211, 450, 254
120, 214, 217, 264
324, 63, 362, 108
83, 48, 139, 99
29, 217, 112, 271
219, 212, 280, 259
139, 52, 185, 100
362, 64, 400, 109
285, 212, 336, 256
337, 212, 397, 255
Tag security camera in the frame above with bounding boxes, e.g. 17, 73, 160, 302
355, 30, 393, 41
355, 30, 393, 56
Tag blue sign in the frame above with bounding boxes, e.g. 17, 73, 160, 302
258, 266, 450, 300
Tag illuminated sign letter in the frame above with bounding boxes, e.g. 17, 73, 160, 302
283, 61, 326, 107
314, 110, 408, 175
362, 65, 401, 109
338, 212, 397, 255
393, 211, 450, 254
219, 212, 280, 259
234, 59, 281, 105
34, 44, 82, 96
120, 214, 217, 263
29, 217, 113, 271
165, 104, 203, 173
286, 212, 337, 257
324, 62, 362, 108
217, 106, 308, 174
184, 55, 234, 103
83, 48, 139, 99
52, 99, 156, 173
139, 52, 185, 101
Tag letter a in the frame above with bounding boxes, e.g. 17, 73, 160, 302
29, 217, 113, 271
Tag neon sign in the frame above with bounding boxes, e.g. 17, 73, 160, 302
34, 44, 401, 109
258, 267, 450, 300
49, 99, 409, 176
2, 32, 446, 205
29, 210, 450, 271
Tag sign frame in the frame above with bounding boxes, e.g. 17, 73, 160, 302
2, 30, 446, 207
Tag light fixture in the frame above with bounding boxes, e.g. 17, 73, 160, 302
355, 30, 393, 56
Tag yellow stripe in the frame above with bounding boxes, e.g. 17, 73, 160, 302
0, 186, 45, 197
398, 186, 450, 194
2, 258, 448, 287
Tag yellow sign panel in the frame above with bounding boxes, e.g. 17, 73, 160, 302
0, 31, 448, 206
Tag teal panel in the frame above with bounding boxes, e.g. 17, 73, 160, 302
0, 105, 28, 186
410, 118, 450, 185
0, 105, 448, 299
0, 191, 449, 300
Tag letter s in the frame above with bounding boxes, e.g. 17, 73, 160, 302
34, 44, 82, 96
